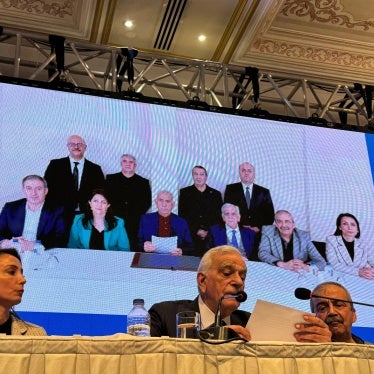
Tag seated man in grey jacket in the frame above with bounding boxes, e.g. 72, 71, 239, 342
258, 210, 326, 272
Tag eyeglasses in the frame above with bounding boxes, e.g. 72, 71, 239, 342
67, 142, 86, 148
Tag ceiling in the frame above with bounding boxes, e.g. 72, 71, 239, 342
0, 0, 373, 125
0, 0, 373, 85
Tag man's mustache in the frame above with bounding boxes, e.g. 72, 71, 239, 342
325, 315, 344, 325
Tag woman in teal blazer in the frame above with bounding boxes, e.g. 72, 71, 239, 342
68, 189, 130, 251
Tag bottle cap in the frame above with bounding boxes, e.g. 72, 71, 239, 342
133, 298, 144, 305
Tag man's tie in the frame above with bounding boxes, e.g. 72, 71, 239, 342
245, 186, 251, 208
73, 162, 79, 191
231, 230, 239, 248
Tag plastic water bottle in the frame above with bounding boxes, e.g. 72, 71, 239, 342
324, 262, 334, 280
33, 240, 44, 254
310, 261, 318, 277
127, 299, 150, 337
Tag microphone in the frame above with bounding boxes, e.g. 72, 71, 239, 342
209, 291, 248, 340
294, 287, 374, 308
294, 287, 312, 300
222, 291, 248, 303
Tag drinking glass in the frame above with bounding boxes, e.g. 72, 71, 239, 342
176, 311, 200, 338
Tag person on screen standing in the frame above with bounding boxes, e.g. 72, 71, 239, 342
224, 162, 274, 259
209, 203, 255, 260
307, 282, 365, 343
178, 165, 223, 257
258, 210, 326, 272
0, 175, 66, 251
105, 154, 151, 251
68, 189, 130, 251
44, 135, 105, 226
326, 213, 374, 279
137, 190, 192, 255
0, 248, 46, 335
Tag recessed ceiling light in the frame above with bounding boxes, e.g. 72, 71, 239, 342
124, 20, 133, 28
198, 35, 206, 42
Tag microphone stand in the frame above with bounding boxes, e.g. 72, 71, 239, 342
198, 292, 248, 342
213, 296, 230, 340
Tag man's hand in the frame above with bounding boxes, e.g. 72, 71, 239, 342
359, 267, 374, 279
294, 315, 332, 343
144, 241, 157, 252
277, 259, 308, 272
18, 238, 36, 253
0, 239, 14, 249
243, 225, 260, 233
170, 248, 182, 256
227, 325, 251, 341
196, 229, 208, 239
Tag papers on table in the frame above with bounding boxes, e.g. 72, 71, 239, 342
246, 299, 315, 341
152, 235, 177, 254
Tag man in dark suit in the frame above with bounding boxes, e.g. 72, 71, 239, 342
105, 154, 151, 251
138, 190, 192, 255
209, 203, 256, 260
224, 162, 274, 232
149, 245, 251, 339
178, 165, 223, 257
44, 135, 105, 226
0, 175, 66, 251
149, 245, 331, 342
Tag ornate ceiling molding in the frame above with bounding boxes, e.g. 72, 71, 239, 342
0, 0, 98, 39
252, 38, 374, 70
280, 0, 374, 31
0, 0, 74, 17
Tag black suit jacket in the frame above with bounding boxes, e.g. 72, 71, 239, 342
44, 157, 105, 219
224, 183, 274, 228
149, 297, 250, 337
178, 184, 223, 233
178, 184, 223, 256
105, 172, 151, 250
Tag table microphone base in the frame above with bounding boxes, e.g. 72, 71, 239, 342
213, 326, 238, 340
199, 326, 239, 341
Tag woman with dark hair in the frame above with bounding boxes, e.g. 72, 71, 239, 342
326, 213, 374, 279
68, 189, 130, 251
0, 248, 46, 335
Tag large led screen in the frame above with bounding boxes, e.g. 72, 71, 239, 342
0, 80, 373, 342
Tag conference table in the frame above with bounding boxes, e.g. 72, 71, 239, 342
1, 335, 373, 374
18, 248, 373, 335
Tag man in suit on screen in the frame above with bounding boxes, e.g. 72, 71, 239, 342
0, 175, 66, 251
209, 203, 256, 260
105, 154, 151, 251
224, 162, 274, 233
44, 134, 105, 226
178, 165, 223, 257
137, 190, 192, 255
258, 210, 326, 272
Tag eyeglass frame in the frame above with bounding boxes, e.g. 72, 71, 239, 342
67, 142, 87, 148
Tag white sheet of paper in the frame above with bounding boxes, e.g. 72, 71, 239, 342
246, 299, 315, 341
152, 235, 178, 254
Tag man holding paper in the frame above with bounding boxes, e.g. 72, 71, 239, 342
149, 245, 332, 342
149, 245, 251, 339
137, 190, 193, 255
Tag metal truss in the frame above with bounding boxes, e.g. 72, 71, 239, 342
0, 27, 372, 126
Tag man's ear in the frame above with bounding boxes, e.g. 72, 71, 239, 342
351, 310, 357, 324
197, 272, 206, 294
